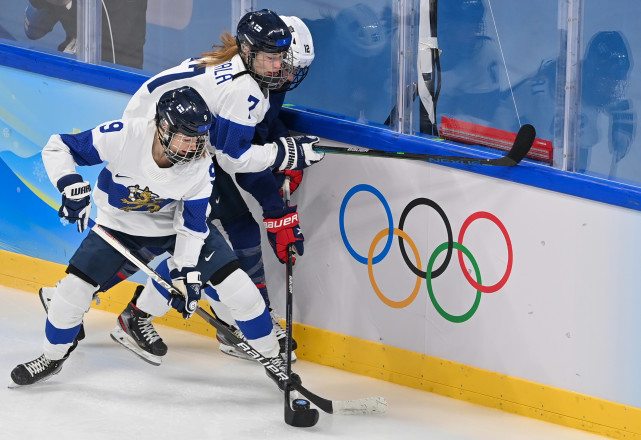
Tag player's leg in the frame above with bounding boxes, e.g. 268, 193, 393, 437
197, 228, 301, 389
11, 228, 129, 386
100, 246, 165, 292
39, 285, 86, 343
109, 245, 173, 366
214, 165, 297, 360
38, 246, 165, 354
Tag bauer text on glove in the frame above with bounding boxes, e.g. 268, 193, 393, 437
263, 205, 304, 264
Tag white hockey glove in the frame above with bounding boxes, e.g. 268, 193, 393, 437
273, 136, 324, 171
57, 174, 92, 233
169, 267, 201, 319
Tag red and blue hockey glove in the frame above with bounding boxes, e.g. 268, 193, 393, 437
275, 169, 304, 196
263, 205, 304, 264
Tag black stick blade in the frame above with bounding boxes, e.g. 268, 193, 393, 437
285, 407, 320, 427
506, 124, 536, 164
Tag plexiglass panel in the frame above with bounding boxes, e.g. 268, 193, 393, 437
262, 0, 397, 127
0, 0, 73, 57
1, 0, 641, 187
433, 0, 560, 149
143, 0, 233, 73
0, 1, 233, 72
579, 0, 640, 185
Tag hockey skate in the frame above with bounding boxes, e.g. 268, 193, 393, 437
216, 323, 254, 360
217, 309, 298, 362
110, 300, 167, 366
39, 287, 86, 342
9, 354, 66, 387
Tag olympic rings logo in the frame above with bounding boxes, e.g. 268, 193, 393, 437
339, 184, 513, 323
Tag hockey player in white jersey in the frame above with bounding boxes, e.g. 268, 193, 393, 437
123, 9, 323, 175
10, 87, 294, 389
204, 15, 317, 361
106, 11, 321, 364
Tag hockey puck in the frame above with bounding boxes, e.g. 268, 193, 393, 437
292, 398, 311, 411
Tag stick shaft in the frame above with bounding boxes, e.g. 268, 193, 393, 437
314, 145, 508, 165
92, 224, 180, 296
283, 177, 295, 410
314, 124, 536, 167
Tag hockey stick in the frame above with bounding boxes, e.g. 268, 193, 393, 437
281, 178, 319, 427
91, 224, 387, 417
314, 123, 536, 167
194, 307, 387, 416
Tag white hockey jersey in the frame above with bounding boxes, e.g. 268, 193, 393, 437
124, 54, 279, 174
42, 118, 215, 270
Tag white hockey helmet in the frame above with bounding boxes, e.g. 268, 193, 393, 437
277, 15, 315, 92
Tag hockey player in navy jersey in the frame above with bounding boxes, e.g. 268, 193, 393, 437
10, 87, 297, 389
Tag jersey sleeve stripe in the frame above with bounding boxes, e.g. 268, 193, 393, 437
182, 198, 210, 233
212, 117, 255, 159
60, 130, 103, 166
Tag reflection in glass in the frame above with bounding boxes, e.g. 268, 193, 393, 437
23, 0, 147, 69
436, 0, 506, 128
579, 31, 634, 177
300, 3, 393, 124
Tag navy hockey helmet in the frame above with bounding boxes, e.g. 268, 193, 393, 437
156, 86, 212, 165
236, 9, 294, 90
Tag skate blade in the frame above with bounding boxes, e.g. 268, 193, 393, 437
218, 343, 298, 363
110, 327, 162, 366
219, 344, 254, 361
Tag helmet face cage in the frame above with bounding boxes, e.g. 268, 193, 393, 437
274, 64, 309, 93
157, 121, 209, 165
155, 86, 212, 165
236, 9, 294, 90
240, 45, 296, 90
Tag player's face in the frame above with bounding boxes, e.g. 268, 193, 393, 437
167, 132, 202, 158
253, 51, 286, 77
